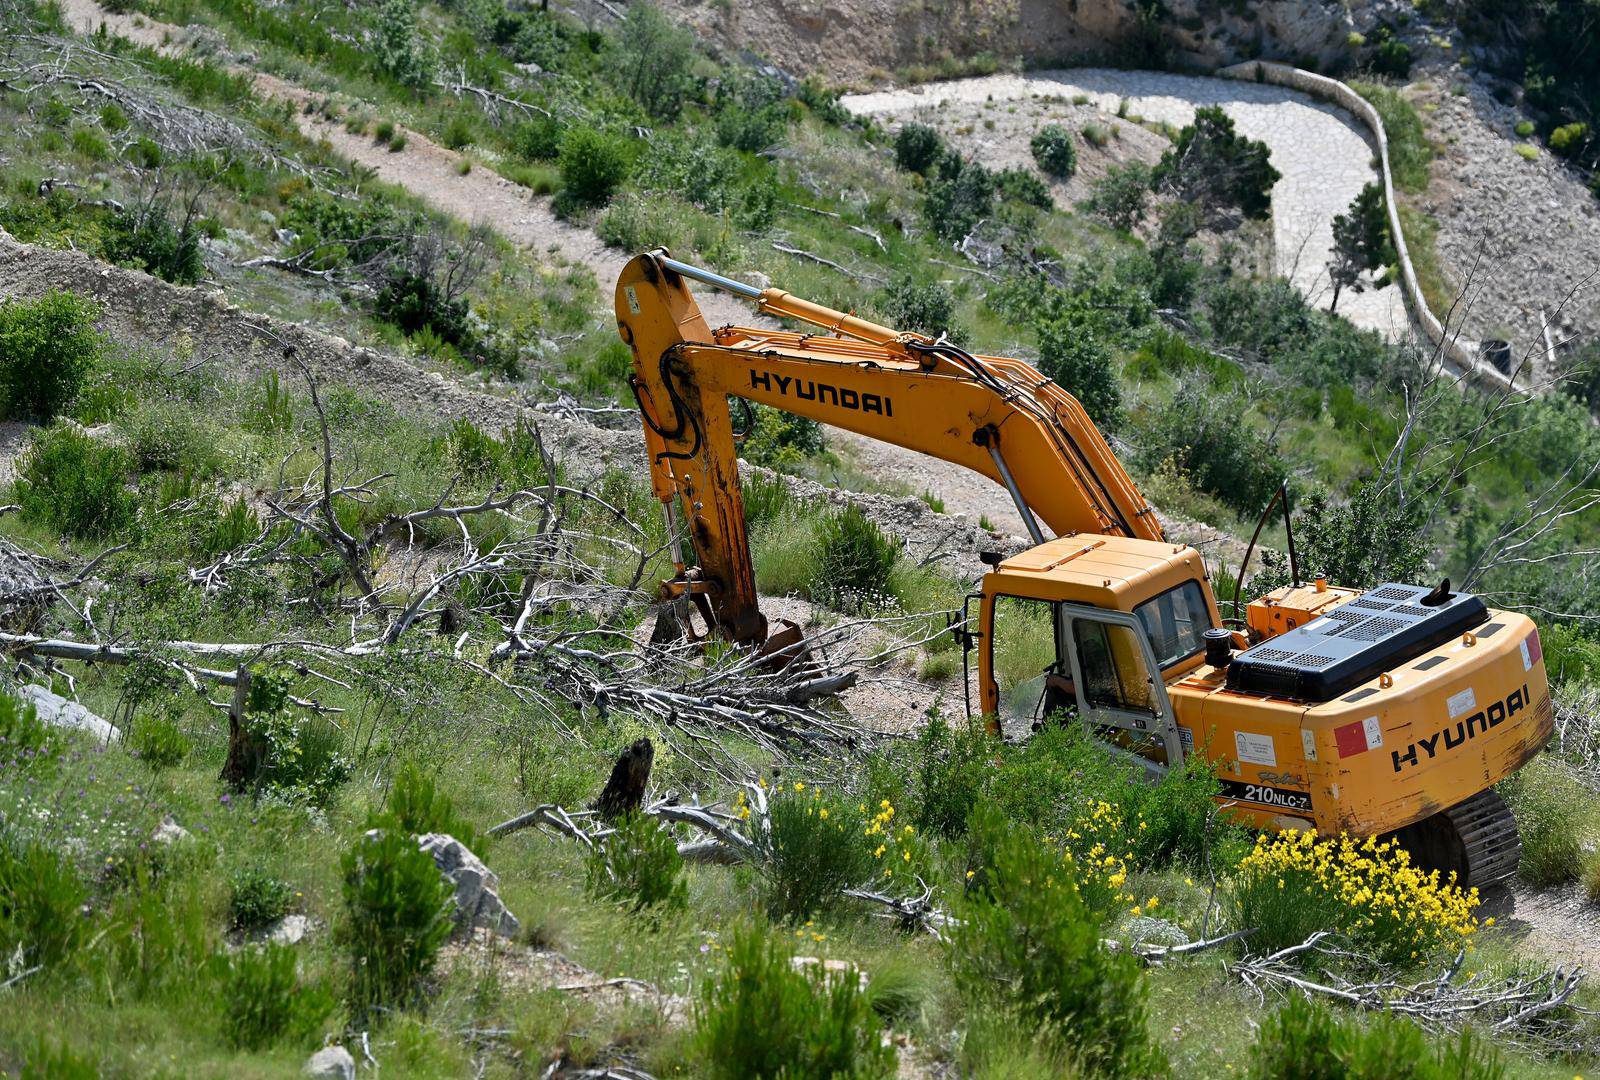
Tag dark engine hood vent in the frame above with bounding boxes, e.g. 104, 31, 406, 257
1226, 583, 1489, 702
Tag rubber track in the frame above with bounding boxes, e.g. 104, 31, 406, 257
1449, 788, 1522, 888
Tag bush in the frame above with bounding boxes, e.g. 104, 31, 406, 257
16, 425, 136, 539
341, 827, 455, 1018
812, 504, 899, 612
0, 289, 103, 420
20, 1040, 98, 1080
951, 811, 1164, 1078
0, 828, 87, 970
1029, 124, 1077, 178
244, 671, 352, 806
1369, 26, 1413, 79
878, 276, 958, 337
606, 2, 696, 121
740, 403, 824, 468
693, 923, 894, 1080
102, 204, 204, 285
1501, 760, 1587, 887
923, 156, 993, 242
1550, 121, 1591, 158
912, 709, 990, 839
1134, 379, 1282, 516
1086, 161, 1152, 232
510, 114, 564, 162
1155, 105, 1279, 223
758, 784, 876, 923
379, 760, 480, 851
1253, 486, 1427, 594
373, 0, 434, 88
374, 269, 469, 345
1249, 995, 1503, 1080
556, 126, 632, 210
894, 122, 943, 174
0, 692, 55, 769
585, 811, 687, 914
130, 710, 190, 769
995, 165, 1052, 208
1036, 316, 1122, 425
215, 943, 335, 1050
229, 863, 297, 931
1231, 831, 1481, 968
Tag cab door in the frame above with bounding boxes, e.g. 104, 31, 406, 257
1059, 605, 1184, 774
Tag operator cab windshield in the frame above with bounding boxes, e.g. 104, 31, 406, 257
986, 580, 1213, 735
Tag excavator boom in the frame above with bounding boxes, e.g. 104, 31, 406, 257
615, 251, 1161, 642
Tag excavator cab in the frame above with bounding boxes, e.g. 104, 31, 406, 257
971, 534, 1219, 776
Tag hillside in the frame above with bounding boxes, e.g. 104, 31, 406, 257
1, 0, 1600, 1076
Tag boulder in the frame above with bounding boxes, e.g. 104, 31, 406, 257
416, 833, 520, 939
17, 684, 118, 743
1116, 915, 1191, 949
266, 913, 314, 946
150, 816, 192, 845
304, 1045, 355, 1080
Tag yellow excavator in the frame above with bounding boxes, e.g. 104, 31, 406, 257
614, 250, 1553, 887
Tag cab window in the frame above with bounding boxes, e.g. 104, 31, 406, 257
1134, 580, 1212, 669
1075, 619, 1156, 715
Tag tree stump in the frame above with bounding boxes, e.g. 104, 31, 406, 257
219, 665, 267, 792
593, 738, 653, 820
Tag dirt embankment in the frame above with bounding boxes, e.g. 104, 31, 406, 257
661, 0, 1372, 88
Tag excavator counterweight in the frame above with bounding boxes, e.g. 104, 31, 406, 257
615, 250, 1552, 888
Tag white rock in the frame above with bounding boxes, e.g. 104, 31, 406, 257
416, 833, 521, 939
17, 685, 118, 743
304, 1045, 355, 1080
151, 816, 191, 845
266, 913, 313, 946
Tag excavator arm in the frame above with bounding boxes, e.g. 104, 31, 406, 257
614, 251, 1163, 644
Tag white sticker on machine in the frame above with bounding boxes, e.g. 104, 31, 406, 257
1361, 715, 1383, 750
1300, 728, 1317, 762
1447, 687, 1477, 718
1520, 638, 1532, 671
1234, 731, 1277, 767
624, 285, 641, 315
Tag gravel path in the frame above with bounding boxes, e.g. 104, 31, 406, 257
842, 69, 1411, 340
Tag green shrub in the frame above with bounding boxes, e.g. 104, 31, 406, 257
341, 827, 455, 1018
510, 114, 564, 162
743, 472, 795, 527
1134, 379, 1282, 516
1155, 105, 1279, 223
758, 785, 875, 923
215, 943, 336, 1050
388, 131, 408, 153
811, 504, 899, 612
122, 399, 222, 475
0, 693, 55, 768
1253, 486, 1427, 593
1248, 995, 1502, 1080
1502, 759, 1587, 887
1550, 121, 1591, 157
70, 127, 108, 160
740, 403, 825, 468
374, 119, 396, 143
373, 0, 434, 88
228, 863, 297, 931
203, 496, 260, 556
996, 165, 1052, 208
16, 425, 136, 539
912, 709, 989, 839
1515, 119, 1536, 137
130, 710, 191, 769
585, 811, 687, 914
606, 2, 696, 121
1030, 124, 1077, 178
1082, 122, 1111, 147
243, 670, 352, 806
693, 923, 893, 1080
378, 760, 480, 851
951, 811, 1164, 1078
1351, 83, 1432, 193
556, 126, 632, 211
878, 276, 958, 337
923, 156, 993, 242
102, 204, 204, 285
0, 828, 88, 970
894, 122, 943, 174
1037, 316, 1122, 425
1086, 161, 1152, 232
0, 289, 103, 420
441, 115, 476, 150
1370, 28, 1413, 79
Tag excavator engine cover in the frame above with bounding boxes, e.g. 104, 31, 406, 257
1226, 583, 1489, 701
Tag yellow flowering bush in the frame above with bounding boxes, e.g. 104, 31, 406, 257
1232, 829, 1481, 968
1056, 798, 1143, 920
